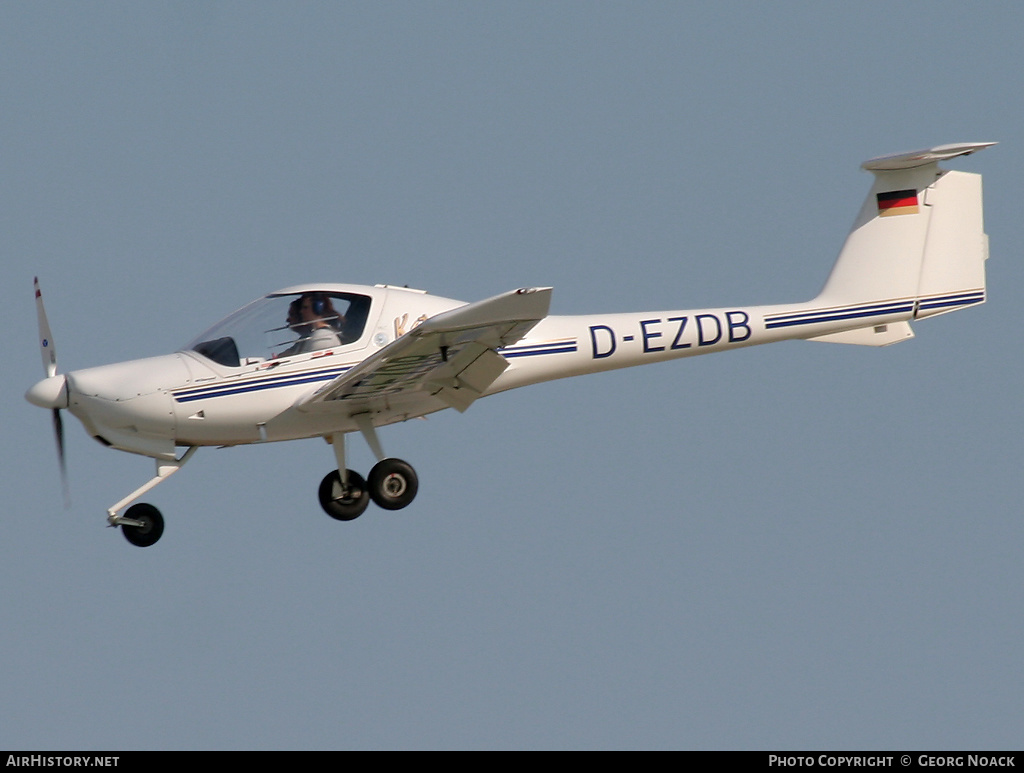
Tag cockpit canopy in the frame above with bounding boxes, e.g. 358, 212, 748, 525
185, 291, 372, 368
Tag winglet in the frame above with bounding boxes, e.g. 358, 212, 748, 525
862, 142, 996, 171
412, 287, 552, 344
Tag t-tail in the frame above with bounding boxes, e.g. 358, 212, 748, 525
492, 142, 995, 393
786, 141, 995, 346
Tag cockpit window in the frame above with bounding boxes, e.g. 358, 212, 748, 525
186, 292, 372, 367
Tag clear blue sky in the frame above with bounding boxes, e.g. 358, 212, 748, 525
3, 2, 1022, 750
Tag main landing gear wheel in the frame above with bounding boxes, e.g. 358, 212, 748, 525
121, 503, 164, 547
368, 458, 418, 511
319, 469, 370, 521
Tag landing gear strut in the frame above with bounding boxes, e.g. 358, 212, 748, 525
319, 430, 418, 521
107, 446, 197, 548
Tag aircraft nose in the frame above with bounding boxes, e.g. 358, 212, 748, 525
26, 374, 69, 409
59, 355, 189, 460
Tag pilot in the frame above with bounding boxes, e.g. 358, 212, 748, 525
279, 293, 343, 356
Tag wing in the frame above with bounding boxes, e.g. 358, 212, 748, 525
297, 287, 552, 415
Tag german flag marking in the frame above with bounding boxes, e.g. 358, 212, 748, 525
877, 189, 919, 217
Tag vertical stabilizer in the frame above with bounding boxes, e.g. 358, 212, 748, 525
913, 169, 988, 319
815, 143, 993, 319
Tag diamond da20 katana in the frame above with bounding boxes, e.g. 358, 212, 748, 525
26, 142, 995, 546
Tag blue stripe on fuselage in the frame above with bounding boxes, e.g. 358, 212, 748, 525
173, 341, 580, 403
764, 291, 983, 330
173, 367, 349, 403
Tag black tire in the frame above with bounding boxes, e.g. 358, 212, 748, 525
121, 503, 164, 547
318, 469, 370, 521
368, 458, 418, 511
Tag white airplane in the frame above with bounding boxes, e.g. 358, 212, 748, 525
27, 142, 995, 547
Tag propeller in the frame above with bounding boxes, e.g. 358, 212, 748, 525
33, 277, 71, 507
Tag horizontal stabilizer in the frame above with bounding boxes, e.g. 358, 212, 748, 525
862, 142, 997, 171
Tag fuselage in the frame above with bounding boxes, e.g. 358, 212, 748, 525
27, 281, 942, 461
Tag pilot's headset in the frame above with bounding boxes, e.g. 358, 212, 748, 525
309, 292, 342, 331
309, 293, 328, 316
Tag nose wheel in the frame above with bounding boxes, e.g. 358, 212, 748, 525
120, 503, 165, 547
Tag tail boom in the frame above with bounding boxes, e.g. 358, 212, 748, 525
489, 141, 996, 391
